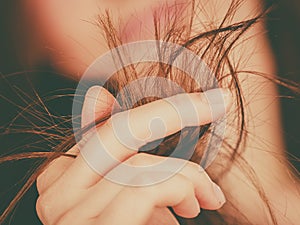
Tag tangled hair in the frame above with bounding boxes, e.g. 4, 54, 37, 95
0, 0, 299, 224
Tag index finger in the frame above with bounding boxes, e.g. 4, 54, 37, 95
64, 88, 232, 188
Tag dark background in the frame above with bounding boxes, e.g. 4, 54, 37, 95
0, 0, 299, 224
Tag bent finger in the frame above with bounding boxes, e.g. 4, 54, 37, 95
57, 173, 199, 225
64, 88, 232, 188
95, 173, 200, 224
63, 154, 225, 221
94, 154, 226, 210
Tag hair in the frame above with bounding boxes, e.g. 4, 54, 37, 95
0, 0, 299, 224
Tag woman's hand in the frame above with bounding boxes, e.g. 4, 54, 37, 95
35, 86, 231, 225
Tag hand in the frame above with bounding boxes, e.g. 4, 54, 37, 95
36, 86, 231, 225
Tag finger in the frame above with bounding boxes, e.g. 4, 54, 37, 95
57, 206, 179, 225
64, 88, 232, 188
57, 172, 199, 225
36, 145, 79, 194
147, 208, 180, 225
61, 154, 225, 221
81, 85, 120, 129
37, 86, 119, 193
95, 154, 225, 210
95, 172, 200, 224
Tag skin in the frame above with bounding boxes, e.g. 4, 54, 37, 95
22, 0, 300, 224
36, 87, 231, 225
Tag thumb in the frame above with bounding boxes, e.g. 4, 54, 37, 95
81, 86, 120, 129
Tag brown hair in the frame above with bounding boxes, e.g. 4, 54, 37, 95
0, 0, 299, 224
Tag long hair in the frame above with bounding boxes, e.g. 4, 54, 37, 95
0, 0, 299, 224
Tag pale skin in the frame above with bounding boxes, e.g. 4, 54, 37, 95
21, 0, 300, 224
36, 87, 231, 225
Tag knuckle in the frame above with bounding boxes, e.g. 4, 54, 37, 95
183, 162, 211, 185
36, 192, 61, 224
170, 174, 195, 204
36, 172, 53, 195
36, 195, 52, 223
187, 161, 205, 175
36, 167, 55, 195
174, 174, 195, 193
36, 158, 66, 194
36, 174, 46, 194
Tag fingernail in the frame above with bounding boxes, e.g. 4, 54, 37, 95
82, 86, 102, 128
84, 86, 102, 110
85, 86, 102, 100
212, 183, 226, 206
